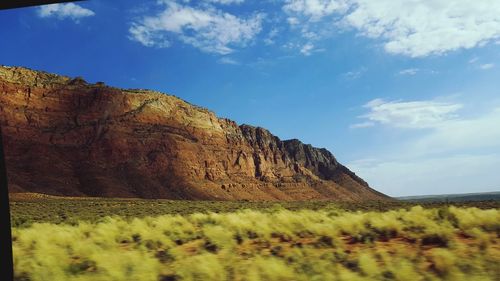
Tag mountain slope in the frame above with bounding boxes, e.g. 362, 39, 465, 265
0, 66, 387, 201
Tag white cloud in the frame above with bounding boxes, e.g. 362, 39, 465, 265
204, 0, 244, 4
129, 24, 171, 47
283, 0, 349, 21
218, 57, 239, 65
38, 3, 95, 21
357, 98, 463, 129
129, 1, 264, 54
284, 0, 500, 57
301, 29, 319, 40
398, 68, 419, 75
479, 63, 495, 70
287, 17, 300, 25
300, 42, 314, 55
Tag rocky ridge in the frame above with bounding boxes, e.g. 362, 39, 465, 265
0, 66, 387, 201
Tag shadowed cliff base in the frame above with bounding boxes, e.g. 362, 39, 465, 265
0, 65, 388, 201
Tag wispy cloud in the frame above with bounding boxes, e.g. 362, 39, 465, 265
283, 0, 349, 21
397, 68, 438, 76
412, 107, 500, 154
263, 27, 279, 45
129, 1, 264, 54
37, 3, 95, 21
353, 98, 463, 129
398, 68, 419, 75
287, 17, 300, 25
348, 105, 500, 196
299, 42, 314, 55
469, 57, 479, 64
348, 153, 500, 196
218, 57, 239, 65
479, 63, 495, 70
349, 121, 374, 129
342, 67, 367, 80
205, 0, 244, 5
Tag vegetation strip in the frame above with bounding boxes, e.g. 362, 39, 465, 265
11, 204, 500, 281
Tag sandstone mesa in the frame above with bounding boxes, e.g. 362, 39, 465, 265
0, 66, 387, 201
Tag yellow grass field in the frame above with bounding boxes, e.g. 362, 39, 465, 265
11, 205, 500, 281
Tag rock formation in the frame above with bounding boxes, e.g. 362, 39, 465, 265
0, 66, 387, 201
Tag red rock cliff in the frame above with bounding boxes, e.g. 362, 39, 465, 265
0, 66, 387, 201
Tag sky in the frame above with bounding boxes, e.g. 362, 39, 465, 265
1, 0, 500, 196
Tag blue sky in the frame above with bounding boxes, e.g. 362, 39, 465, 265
1, 0, 500, 196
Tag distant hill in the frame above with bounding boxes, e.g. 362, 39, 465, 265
397, 191, 500, 202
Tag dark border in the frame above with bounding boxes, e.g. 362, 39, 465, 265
0, 127, 13, 281
0, 0, 85, 10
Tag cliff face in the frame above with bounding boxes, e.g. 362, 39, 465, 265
0, 66, 387, 201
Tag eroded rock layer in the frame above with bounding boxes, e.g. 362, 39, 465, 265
0, 66, 387, 201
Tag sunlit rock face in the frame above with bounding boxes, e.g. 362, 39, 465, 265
0, 66, 387, 201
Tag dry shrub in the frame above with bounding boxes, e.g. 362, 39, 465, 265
11, 206, 500, 281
